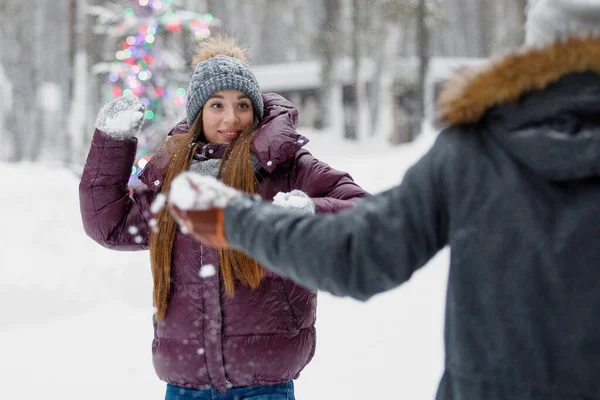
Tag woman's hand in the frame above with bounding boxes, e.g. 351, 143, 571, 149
95, 94, 145, 139
272, 190, 315, 214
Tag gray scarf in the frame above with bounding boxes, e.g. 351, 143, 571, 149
189, 154, 262, 178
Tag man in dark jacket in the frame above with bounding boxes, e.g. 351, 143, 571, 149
165, 1, 600, 398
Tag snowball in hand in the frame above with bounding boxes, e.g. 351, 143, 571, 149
168, 173, 242, 211
273, 192, 310, 209
272, 190, 315, 214
104, 108, 144, 133
95, 94, 145, 138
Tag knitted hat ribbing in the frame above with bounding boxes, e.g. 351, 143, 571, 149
186, 38, 263, 127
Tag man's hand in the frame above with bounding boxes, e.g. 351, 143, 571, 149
170, 206, 230, 248
159, 173, 243, 248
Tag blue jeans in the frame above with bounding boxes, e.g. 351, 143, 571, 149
165, 381, 295, 400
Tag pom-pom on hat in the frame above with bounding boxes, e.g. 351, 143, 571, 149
186, 35, 263, 127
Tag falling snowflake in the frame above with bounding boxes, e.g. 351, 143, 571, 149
151, 193, 167, 214
199, 264, 216, 278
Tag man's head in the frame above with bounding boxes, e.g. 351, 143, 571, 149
526, 0, 600, 46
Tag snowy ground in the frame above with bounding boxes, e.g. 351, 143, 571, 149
0, 124, 449, 399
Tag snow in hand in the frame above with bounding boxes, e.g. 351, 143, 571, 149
105, 108, 143, 133
273, 191, 310, 210
168, 173, 241, 210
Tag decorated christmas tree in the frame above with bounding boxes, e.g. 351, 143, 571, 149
90, 0, 219, 186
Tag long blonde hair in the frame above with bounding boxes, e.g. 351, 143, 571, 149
149, 114, 264, 320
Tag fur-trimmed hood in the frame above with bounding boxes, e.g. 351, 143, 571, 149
438, 37, 600, 181
438, 37, 600, 126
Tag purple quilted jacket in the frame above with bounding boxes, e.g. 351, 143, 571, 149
79, 93, 368, 392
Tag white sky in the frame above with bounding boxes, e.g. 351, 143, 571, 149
0, 124, 450, 399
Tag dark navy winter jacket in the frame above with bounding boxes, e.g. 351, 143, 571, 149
222, 37, 600, 399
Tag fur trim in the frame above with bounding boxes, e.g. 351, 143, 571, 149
438, 36, 600, 126
191, 35, 249, 69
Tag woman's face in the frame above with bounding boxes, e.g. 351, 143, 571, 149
201, 90, 254, 144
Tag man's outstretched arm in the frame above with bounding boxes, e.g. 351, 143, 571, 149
224, 147, 449, 300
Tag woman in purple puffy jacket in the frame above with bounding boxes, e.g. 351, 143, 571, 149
79, 35, 368, 400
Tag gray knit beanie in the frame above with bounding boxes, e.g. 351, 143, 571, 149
526, 0, 600, 46
186, 54, 263, 127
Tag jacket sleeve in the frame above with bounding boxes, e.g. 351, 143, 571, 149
79, 129, 155, 251
291, 150, 369, 213
225, 137, 449, 300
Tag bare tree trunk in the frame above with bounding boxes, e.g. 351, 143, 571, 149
205, 0, 217, 12
29, 1, 49, 162
370, 52, 383, 135
258, 0, 283, 64
3, 0, 37, 161
515, 0, 528, 45
80, 0, 105, 163
414, 0, 430, 140
67, 0, 89, 166
348, 0, 360, 140
0, 2, 11, 160
456, 0, 479, 56
316, 0, 341, 130
478, 0, 494, 55
186, 0, 206, 12
363, 0, 395, 137
63, 0, 78, 165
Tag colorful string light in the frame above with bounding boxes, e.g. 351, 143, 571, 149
106, 1, 213, 111
102, 0, 214, 185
